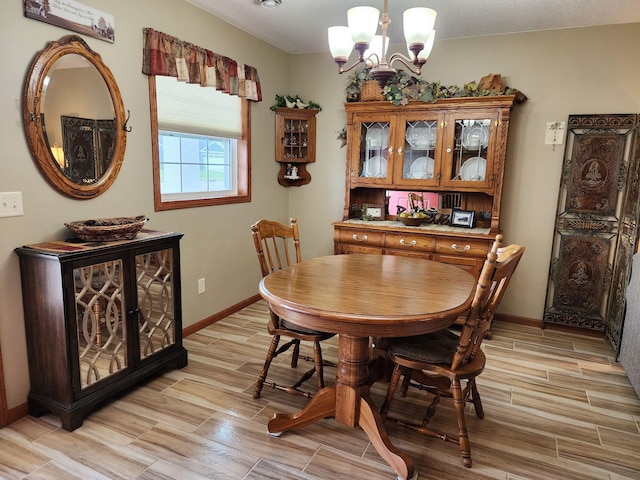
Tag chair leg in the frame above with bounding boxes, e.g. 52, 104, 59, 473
400, 369, 412, 397
254, 334, 280, 399
291, 339, 300, 368
380, 363, 404, 418
469, 378, 484, 419
313, 341, 325, 390
451, 379, 472, 468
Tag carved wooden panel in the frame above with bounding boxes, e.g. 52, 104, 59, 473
545, 113, 640, 351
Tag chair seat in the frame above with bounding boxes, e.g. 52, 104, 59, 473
389, 329, 459, 365
280, 319, 335, 339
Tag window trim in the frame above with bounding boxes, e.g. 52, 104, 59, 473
148, 75, 251, 211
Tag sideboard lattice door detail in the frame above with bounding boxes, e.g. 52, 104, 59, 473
136, 249, 176, 359
74, 260, 127, 388
544, 114, 640, 351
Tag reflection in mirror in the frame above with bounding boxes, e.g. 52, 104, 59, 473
388, 190, 439, 215
23, 35, 127, 199
42, 54, 115, 184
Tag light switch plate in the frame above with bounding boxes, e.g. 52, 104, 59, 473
545, 122, 566, 145
0, 191, 24, 217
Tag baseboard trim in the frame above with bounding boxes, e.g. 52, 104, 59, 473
7, 403, 28, 426
493, 313, 542, 328
182, 294, 262, 337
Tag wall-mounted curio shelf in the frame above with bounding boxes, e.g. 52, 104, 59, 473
275, 107, 319, 187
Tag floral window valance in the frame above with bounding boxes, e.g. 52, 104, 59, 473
142, 28, 262, 102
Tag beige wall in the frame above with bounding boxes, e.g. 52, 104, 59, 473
1, 0, 639, 412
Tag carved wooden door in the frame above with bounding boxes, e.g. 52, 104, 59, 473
544, 114, 640, 351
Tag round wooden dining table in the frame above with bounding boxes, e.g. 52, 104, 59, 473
259, 254, 476, 480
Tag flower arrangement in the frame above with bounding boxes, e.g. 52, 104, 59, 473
270, 94, 321, 111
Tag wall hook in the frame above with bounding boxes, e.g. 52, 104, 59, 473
123, 110, 132, 132
29, 95, 40, 121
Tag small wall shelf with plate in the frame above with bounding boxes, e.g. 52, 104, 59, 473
275, 108, 318, 187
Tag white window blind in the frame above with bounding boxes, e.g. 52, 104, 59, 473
156, 75, 242, 139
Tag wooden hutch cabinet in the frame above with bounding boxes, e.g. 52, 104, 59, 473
15, 230, 188, 431
334, 96, 516, 277
275, 107, 319, 187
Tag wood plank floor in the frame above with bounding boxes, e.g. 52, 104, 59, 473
1, 300, 639, 479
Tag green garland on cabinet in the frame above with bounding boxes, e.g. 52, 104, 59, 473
347, 69, 527, 106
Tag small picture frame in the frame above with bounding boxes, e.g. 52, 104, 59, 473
363, 204, 385, 221
450, 208, 476, 228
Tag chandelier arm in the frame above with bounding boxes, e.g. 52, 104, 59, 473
337, 58, 367, 75
388, 52, 426, 75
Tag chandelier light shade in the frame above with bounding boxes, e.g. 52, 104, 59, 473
328, 0, 437, 89
347, 7, 379, 44
403, 8, 436, 46
409, 29, 435, 62
365, 35, 389, 61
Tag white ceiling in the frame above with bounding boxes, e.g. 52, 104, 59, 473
186, 0, 640, 55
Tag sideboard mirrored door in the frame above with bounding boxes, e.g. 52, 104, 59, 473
136, 248, 178, 360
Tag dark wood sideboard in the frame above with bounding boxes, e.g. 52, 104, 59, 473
15, 230, 188, 430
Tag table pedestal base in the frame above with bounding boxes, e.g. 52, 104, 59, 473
268, 335, 415, 480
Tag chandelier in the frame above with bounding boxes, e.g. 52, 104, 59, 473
328, 0, 436, 89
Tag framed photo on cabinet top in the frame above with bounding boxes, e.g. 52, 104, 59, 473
364, 204, 385, 221
450, 208, 475, 228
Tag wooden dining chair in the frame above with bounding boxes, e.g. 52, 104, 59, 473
380, 234, 524, 467
251, 217, 335, 399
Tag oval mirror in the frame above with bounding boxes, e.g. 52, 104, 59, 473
23, 35, 127, 199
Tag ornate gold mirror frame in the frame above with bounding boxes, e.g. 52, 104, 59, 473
23, 35, 128, 199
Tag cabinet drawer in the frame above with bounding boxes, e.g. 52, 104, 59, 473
384, 233, 435, 253
337, 229, 384, 247
435, 238, 490, 258
340, 244, 383, 255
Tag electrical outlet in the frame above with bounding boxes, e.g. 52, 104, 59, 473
0, 191, 24, 217
198, 278, 205, 294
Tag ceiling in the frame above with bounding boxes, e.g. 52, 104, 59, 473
186, 0, 640, 55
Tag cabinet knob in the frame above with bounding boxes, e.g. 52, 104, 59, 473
352, 234, 368, 242
397, 148, 403, 154
128, 308, 140, 317
388, 147, 393, 154
400, 239, 417, 247
446, 147, 452, 153
451, 244, 471, 253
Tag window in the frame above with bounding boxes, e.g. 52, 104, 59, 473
149, 75, 251, 210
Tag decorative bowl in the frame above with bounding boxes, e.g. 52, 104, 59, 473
399, 216, 426, 226
65, 215, 148, 242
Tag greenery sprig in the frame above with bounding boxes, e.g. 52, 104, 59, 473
270, 94, 321, 111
